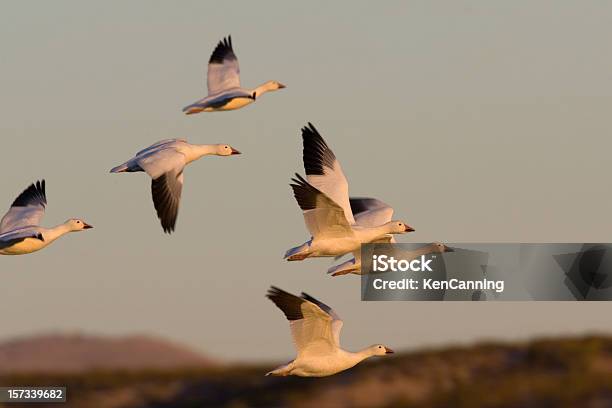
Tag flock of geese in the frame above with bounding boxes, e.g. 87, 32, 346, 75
0, 36, 446, 377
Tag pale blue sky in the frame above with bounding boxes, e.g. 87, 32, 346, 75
1, 1, 612, 361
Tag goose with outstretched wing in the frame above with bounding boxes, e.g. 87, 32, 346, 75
183, 36, 285, 114
285, 123, 414, 261
110, 139, 241, 234
265, 286, 393, 377
0, 180, 93, 255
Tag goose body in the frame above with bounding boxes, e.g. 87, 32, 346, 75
0, 181, 93, 255
182, 36, 285, 114
285, 124, 413, 261
265, 286, 393, 377
185, 89, 255, 113
110, 139, 241, 234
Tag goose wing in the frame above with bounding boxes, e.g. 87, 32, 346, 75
302, 123, 355, 225
290, 174, 353, 239
267, 286, 343, 356
151, 171, 184, 234
207, 36, 240, 95
0, 227, 44, 250
351, 197, 394, 228
137, 149, 186, 234
351, 197, 395, 244
350, 197, 392, 218
0, 180, 47, 234
135, 139, 186, 157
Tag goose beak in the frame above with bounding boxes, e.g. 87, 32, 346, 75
384, 347, 394, 354
444, 246, 455, 252
83, 222, 93, 230
230, 148, 241, 155
278, 83, 286, 89
405, 225, 415, 232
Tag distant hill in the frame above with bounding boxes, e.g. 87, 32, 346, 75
0, 333, 215, 374
3, 335, 612, 408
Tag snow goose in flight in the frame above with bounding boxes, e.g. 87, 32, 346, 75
110, 139, 241, 233
182, 36, 285, 114
0, 180, 93, 255
284, 124, 414, 260
284, 174, 413, 260
265, 286, 394, 377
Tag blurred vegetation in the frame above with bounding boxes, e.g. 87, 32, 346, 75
1, 335, 611, 408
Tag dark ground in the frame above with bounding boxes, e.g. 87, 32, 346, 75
2, 336, 612, 408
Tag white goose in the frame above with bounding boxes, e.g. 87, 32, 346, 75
285, 124, 414, 260
110, 139, 241, 233
0, 180, 93, 255
182, 36, 285, 114
266, 286, 394, 377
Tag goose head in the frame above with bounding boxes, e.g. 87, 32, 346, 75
66, 218, 93, 232
257, 80, 286, 95
370, 344, 394, 356
266, 80, 286, 91
432, 242, 454, 253
386, 220, 415, 234
215, 144, 242, 156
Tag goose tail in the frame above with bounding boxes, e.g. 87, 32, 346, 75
183, 102, 204, 115
284, 240, 311, 261
265, 362, 294, 376
328, 258, 359, 277
110, 161, 142, 173
110, 163, 129, 173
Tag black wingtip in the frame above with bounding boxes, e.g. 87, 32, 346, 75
349, 197, 390, 216
11, 179, 47, 208
266, 285, 284, 299
209, 35, 236, 64
266, 286, 304, 321
290, 172, 307, 186
151, 175, 179, 235
302, 122, 318, 135
302, 123, 336, 176
289, 173, 321, 211
300, 292, 314, 301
